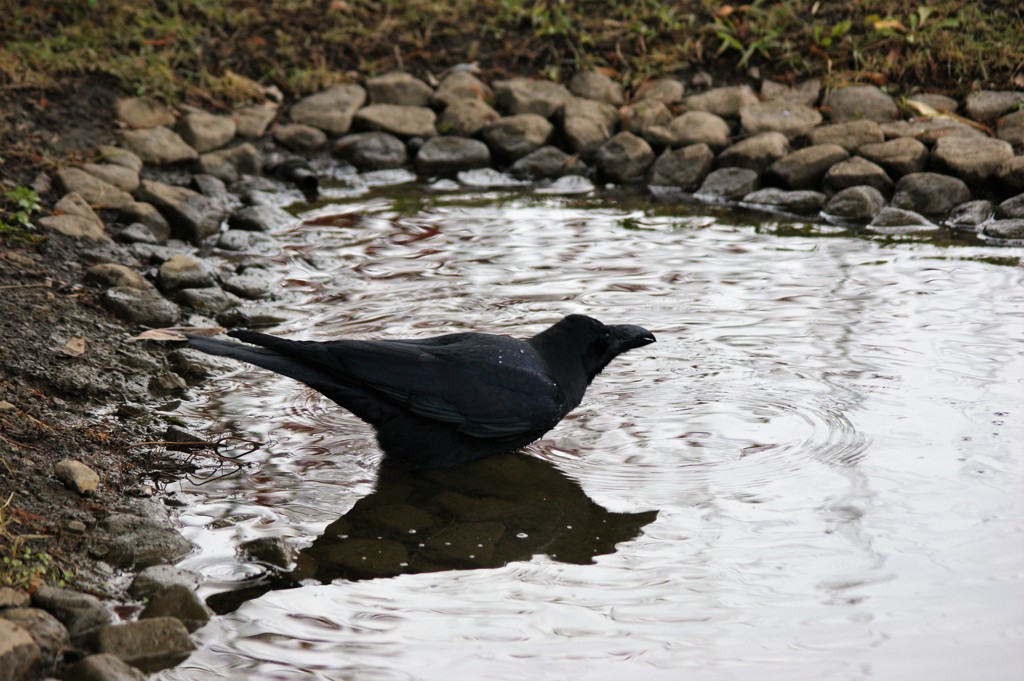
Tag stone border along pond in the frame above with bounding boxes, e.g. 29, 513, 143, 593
5, 71, 1024, 681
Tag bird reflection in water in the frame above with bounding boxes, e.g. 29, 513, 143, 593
207, 452, 658, 614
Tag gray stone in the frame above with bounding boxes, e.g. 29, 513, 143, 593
996, 193, 1024, 219
128, 565, 201, 600
98, 512, 192, 569
857, 137, 928, 178
96, 145, 144, 172
493, 78, 573, 117
82, 162, 139, 192
879, 117, 984, 145
290, 83, 366, 135
716, 132, 789, 173
740, 99, 822, 138
483, 114, 554, 161
0, 619, 40, 681
156, 254, 214, 292
58, 653, 146, 681
909, 93, 959, 113
216, 230, 253, 251
367, 71, 433, 107
963, 90, 1024, 121
931, 135, 1014, 186
891, 172, 971, 215
87, 263, 150, 290
96, 618, 194, 673
415, 136, 491, 176
437, 98, 500, 137
868, 207, 939, 232
176, 111, 236, 152
808, 119, 885, 151
239, 536, 297, 568
355, 104, 437, 138
139, 584, 211, 632
760, 79, 820, 106
433, 71, 494, 108
649, 111, 730, 150
685, 85, 759, 118
509, 146, 586, 179
0, 608, 68, 668
220, 268, 273, 299
741, 188, 827, 214
174, 287, 243, 313
996, 108, 1024, 147
648, 143, 714, 189
197, 143, 262, 182
102, 287, 181, 328
823, 186, 886, 221
620, 100, 671, 136
560, 97, 618, 157
0, 587, 30, 609
997, 156, 1024, 193
117, 202, 170, 241
823, 156, 894, 195
568, 70, 624, 106
333, 132, 408, 170
234, 103, 278, 138
53, 459, 100, 495
633, 78, 685, 104
137, 179, 227, 243
766, 144, 849, 190
273, 123, 327, 152
594, 132, 655, 183
115, 97, 175, 129
31, 585, 110, 637
55, 168, 134, 209
946, 200, 994, 232
824, 85, 900, 122
698, 167, 760, 201
38, 214, 107, 242
981, 219, 1024, 243
121, 126, 198, 164
228, 204, 295, 232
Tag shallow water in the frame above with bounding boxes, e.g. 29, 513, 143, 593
163, 183, 1024, 681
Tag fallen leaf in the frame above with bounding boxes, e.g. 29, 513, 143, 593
131, 326, 225, 342
59, 337, 86, 357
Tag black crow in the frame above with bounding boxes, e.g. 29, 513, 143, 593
187, 314, 655, 469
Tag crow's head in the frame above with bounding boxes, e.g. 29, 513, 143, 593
534, 314, 656, 385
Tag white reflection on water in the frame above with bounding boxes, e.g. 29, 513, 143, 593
165, 194, 1024, 681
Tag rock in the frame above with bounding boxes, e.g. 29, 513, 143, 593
86, 263, 150, 290
996, 193, 1024, 219
355, 104, 437, 138
55, 168, 134, 209
0, 608, 69, 668
857, 137, 929, 178
0, 587, 30, 609
980, 219, 1024, 244
891, 172, 971, 215
823, 186, 886, 221
53, 459, 100, 495
96, 145, 144, 172
437, 98, 501, 138
57, 653, 146, 681
121, 126, 198, 164
560, 97, 618, 157
868, 207, 939, 232
38, 215, 107, 242
648, 111, 730, 150
568, 70, 624, 106
117, 202, 170, 242
594, 132, 655, 183
997, 156, 1024, 193
414, 136, 491, 176
879, 117, 984, 145
717, 132, 789, 173
963, 90, 1024, 121
946, 200, 994, 232
766, 144, 849, 190
215, 230, 253, 251
648, 143, 714, 189
741, 188, 826, 214
197, 143, 262, 182
620, 100, 672, 136
239, 536, 297, 568
492, 78, 572, 117
82, 162, 139, 192
808, 119, 885, 151
0, 619, 40, 681
220, 268, 273, 299
685, 85, 759, 118
139, 584, 211, 632
273, 123, 327, 152
137, 180, 228, 243
996, 109, 1024, 147
228, 204, 295, 232
433, 71, 494, 108
290, 83, 367, 135
333, 132, 408, 170
823, 85, 900, 122
128, 565, 201, 600
98, 512, 192, 569
739, 100, 822, 138
823, 156, 894, 195
102, 287, 180, 327
156, 254, 214, 292
366, 71, 433, 107
482, 114, 554, 161
96, 617, 194, 673
931, 136, 1014, 186
115, 97, 175, 129
509, 146, 586, 179
760, 79, 821, 106
633, 78, 685, 104
31, 585, 110, 638
697, 167, 760, 201
174, 287, 243, 313
234, 103, 278, 138
910, 93, 958, 113
176, 111, 236, 152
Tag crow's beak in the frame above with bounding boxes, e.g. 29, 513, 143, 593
608, 324, 656, 353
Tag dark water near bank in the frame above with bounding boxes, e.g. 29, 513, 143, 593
162, 179, 1024, 680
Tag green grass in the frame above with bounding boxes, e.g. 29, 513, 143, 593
0, 1, 1021, 105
